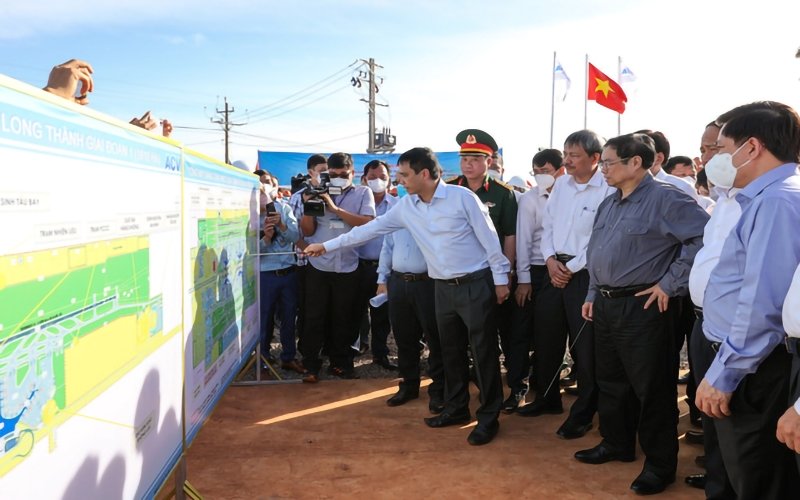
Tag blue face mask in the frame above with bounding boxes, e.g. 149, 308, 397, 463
396, 184, 408, 198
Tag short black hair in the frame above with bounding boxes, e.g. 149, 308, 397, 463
307, 154, 327, 170
363, 159, 390, 176
532, 149, 563, 169
664, 155, 694, 174
716, 101, 800, 164
564, 130, 604, 156
253, 169, 267, 177
327, 152, 353, 170
397, 147, 441, 180
635, 129, 670, 163
604, 133, 656, 169
696, 168, 709, 191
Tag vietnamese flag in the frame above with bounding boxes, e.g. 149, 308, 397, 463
587, 63, 627, 114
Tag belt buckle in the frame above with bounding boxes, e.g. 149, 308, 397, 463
449, 277, 461, 286
600, 289, 612, 298
402, 273, 414, 282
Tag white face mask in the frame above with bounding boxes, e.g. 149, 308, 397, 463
704, 141, 752, 189
534, 173, 556, 191
487, 170, 502, 181
268, 187, 279, 199
329, 177, 350, 188
367, 178, 388, 193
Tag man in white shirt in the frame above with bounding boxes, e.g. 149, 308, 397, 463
509, 149, 565, 412
777, 263, 800, 467
518, 130, 615, 442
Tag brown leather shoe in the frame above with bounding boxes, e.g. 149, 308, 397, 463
281, 360, 305, 374
302, 371, 319, 383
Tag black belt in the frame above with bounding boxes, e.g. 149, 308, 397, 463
786, 337, 800, 356
360, 259, 380, 266
694, 306, 703, 320
391, 271, 429, 282
439, 268, 490, 286
598, 282, 655, 299
264, 266, 296, 277
554, 253, 574, 265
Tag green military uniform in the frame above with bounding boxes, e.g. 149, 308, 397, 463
446, 174, 517, 243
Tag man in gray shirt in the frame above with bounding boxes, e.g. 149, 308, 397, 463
575, 133, 709, 495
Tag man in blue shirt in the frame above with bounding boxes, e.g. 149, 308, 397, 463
696, 101, 800, 499
298, 152, 375, 382
258, 182, 302, 373
305, 147, 510, 446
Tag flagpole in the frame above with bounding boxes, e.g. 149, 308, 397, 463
617, 56, 622, 136
550, 51, 556, 148
583, 54, 588, 129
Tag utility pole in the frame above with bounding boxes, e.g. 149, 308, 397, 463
211, 97, 244, 164
359, 58, 394, 153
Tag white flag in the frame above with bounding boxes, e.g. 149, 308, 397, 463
620, 65, 637, 83
554, 60, 571, 101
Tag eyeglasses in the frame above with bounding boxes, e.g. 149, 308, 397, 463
598, 157, 630, 169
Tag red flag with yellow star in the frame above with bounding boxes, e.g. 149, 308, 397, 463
587, 63, 627, 114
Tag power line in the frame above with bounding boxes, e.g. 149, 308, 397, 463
245, 60, 362, 117
230, 131, 366, 149
247, 84, 351, 124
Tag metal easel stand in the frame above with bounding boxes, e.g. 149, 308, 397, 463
232, 342, 301, 386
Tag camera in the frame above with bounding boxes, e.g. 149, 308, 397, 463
300, 172, 342, 217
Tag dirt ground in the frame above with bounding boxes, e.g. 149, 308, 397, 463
161, 375, 705, 499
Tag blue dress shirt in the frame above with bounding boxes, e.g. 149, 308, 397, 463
259, 199, 300, 272
376, 229, 428, 284
323, 180, 510, 284
357, 193, 397, 260
703, 163, 800, 392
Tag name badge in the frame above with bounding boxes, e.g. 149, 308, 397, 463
330, 220, 345, 229
484, 201, 496, 208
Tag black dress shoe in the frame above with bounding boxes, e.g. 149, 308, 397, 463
373, 355, 398, 370
386, 384, 419, 407
557, 420, 593, 439
424, 411, 471, 428
684, 473, 706, 489
574, 443, 635, 464
684, 429, 704, 445
517, 399, 563, 417
630, 470, 675, 495
428, 397, 445, 414
467, 421, 499, 446
563, 385, 580, 396
328, 366, 360, 379
501, 391, 525, 413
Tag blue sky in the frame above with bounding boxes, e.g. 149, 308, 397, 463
2, 0, 799, 178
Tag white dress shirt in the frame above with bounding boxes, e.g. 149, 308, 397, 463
654, 168, 701, 203
688, 187, 742, 307
323, 180, 510, 284
540, 168, 615, 273
784, 264, 800, 412
515, 185, 549, 283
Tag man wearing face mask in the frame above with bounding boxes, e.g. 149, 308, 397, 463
354, 160, 398, 369
695, 101, 800, 499
446, 129, 519, 413
511, 149, 565, 412
298, 152, 376, 382
683, 120, 737, 497
489, 152, 504, 181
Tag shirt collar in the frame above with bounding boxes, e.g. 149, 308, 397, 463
736, 163, 799, 202
614, 171, 655, 204
566, 167, 603, 189
411, 179, 448, 204
653, 167, 667, 180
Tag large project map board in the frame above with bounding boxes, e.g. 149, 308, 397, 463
182, 151, 260, 443
0, 77, 184, 499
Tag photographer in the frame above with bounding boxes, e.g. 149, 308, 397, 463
298, 152, 376, 382
257, 178, 303, 373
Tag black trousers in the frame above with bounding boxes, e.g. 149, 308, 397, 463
500, 265, 547, 395
387, 274, 444, 397
594, 293, 677, 477
356, 260, 391, 357
435, 269, 503, 427
709, 338, 799, 500
689, 317, 735, 500
533, 269, 596, 424
789, 354, 800, 474
674, 295, 698, 418
299, 264, 361, 374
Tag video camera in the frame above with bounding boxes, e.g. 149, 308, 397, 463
290, 172, 342, 217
